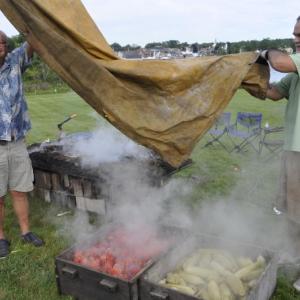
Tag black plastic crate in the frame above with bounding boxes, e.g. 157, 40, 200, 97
55, 224, 186, 300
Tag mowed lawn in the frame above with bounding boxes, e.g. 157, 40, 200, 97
0, 89, 299, 299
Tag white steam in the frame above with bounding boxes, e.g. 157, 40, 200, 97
52, 126, 299, 270
69, 127, 151, 166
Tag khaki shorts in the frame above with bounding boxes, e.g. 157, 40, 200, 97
0, 139, 34, 197
277, 150, 300, 223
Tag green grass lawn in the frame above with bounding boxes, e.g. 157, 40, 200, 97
0, 89, 299, 299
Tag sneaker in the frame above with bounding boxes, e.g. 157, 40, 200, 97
0, 239, 10, 258
21, 232, 44, 247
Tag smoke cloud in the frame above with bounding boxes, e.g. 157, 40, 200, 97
70, 126, 151, 166
52, 125, 298, 271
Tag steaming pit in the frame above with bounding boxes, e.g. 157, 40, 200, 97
140, 235, 278, 300
28, 131, 192, 215
55, 223, 184, 300
55, 224, 278, 300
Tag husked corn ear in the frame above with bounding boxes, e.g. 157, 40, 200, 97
235, 263, 257, 279
256, 255, 266, 268
196, 288, 210, 300
210, 261, 231, 276
242, 268, 263, 282
214, 254, 238, 272
248, 279, 258, 288
184, 266, 220, 281
207, 280, 221, 300
225, 273, 246, 297
237, 257, 253, 268
221, 252, 240, 271
180, 272, 205, 285
235, 255, 266, 280
166, 273, 185, 285
164, 283, 195, 296
219, 283, 234, 300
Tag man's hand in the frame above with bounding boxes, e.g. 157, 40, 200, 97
26, 43, 34, 59
266, 85, 284, 101
260, 50, 269, 60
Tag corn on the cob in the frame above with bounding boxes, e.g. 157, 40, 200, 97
196, 288, 210, 300
242, 268, 263, 282
225, 273, 246, 297
235, 255, 266, 280
237, 257, 253, 268
214, 254, 238, 272
248, 279, 258, 288
219, 283, 234, 300
180, 272, 206, 286
207, 280, 221, 300
184, 266, 220, 281
166, 273, 185, 285
210, 261, 231, 276
164, 283, 195, 295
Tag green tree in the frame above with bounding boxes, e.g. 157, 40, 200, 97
145, 42, 162, 49
162, 40, 180, 48
110, 42, 122, 52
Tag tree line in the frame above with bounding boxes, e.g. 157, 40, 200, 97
111, 38, 295, 54
8, 34, 295, 92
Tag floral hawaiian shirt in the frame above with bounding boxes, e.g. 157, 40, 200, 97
0, 42, 31, 141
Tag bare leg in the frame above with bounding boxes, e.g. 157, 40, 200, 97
0, 197, 5, 239
10, 191, 29, 235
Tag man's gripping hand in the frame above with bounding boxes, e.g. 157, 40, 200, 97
260, 50, 269, 60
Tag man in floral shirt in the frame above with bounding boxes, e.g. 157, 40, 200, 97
0, 31, 44, 258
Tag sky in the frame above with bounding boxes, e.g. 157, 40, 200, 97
0, 0, 299, 47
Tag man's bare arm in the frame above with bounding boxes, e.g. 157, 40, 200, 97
26, 43, 34, 59
266, 84, 284, 101
267, 50, 297, 73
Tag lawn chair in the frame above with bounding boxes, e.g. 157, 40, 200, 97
203, 112, 231, 151
259, 126, 284, 161
227, 112, 262, 153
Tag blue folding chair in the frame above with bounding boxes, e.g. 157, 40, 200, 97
203, 112, 231, 151
259, 126, 284, 161
227, 112, 262, 153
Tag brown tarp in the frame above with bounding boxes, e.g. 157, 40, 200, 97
0, 0, 269, 167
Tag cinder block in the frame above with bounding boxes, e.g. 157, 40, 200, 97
75, 197, 106, 215
31, 187, 51, 203
28, 188, 41, 199
34, 170, 52, 189
82, 180, 92, 198
75, 196, 86, 211
63, 175, 70, 188
50, 190, 67, 206
51, 173, 62, 191
44, 190, 51, 203
70, 178, 83, 197
67, 195, 76, 209
85, 198, 106, 215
